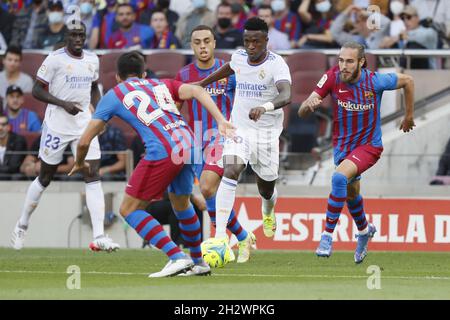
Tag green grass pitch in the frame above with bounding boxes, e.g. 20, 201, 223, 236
0, 248, 449, 300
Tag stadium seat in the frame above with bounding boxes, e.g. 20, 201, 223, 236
21, 131, 41, 150
99, 70, 119, 93
286, 52, 328, 74
21, 53, 46, 78
290, 71, 325, 104
99, 51, 125, 74
145, 52, 186, 79
23, 93, 46, 120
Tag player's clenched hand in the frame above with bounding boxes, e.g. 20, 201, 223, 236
399, 116, 415, 133
305, 97, 322, 113
68, 161, 90, 177
218, 120, 236, 138
249, 106, 266, 122
63, 101, 83, 116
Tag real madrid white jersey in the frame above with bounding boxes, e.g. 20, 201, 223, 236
229, 49, 291, 130
36, 48, 99, 136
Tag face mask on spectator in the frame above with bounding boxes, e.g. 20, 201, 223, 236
315, 0, 331, 13
271, 0, 286, 13
390, 1, 404, 16
49, 11, 64, 24
80, 2, 94, 15
218, 18, 232, 29
192, 0, 206, 9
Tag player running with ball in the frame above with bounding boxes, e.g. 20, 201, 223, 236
198, 17, 292, 250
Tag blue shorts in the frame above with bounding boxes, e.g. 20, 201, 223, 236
168, 163, 199, 196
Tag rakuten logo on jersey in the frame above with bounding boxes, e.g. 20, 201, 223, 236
338, 99, 375, 112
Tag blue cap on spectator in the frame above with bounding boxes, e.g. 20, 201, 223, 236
6, 85, 23, 96
48, 0, 64, 10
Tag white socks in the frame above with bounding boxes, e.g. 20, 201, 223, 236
19, 178, 45, 228
262, 188, 277, 216
85, 181, 105, 239
215, 177, 238, 239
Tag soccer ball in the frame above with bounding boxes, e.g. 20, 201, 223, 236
201, 238, 233, 268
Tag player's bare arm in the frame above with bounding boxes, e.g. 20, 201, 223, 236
298, 91, 323, 118
68, 119, 106, 176
32, 80, 82, 116
198, 62, 235, 88
90, 81, 101, 108
395, 73, 415, 133
249, 81, 292, 122
178, 83, 236, 137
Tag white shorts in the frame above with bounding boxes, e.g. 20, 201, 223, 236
39, 122, 101, 165
222, 127, 282, 181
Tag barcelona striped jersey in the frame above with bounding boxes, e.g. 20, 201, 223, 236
93, 77, 193, 161
314, 66, 398, 164
175, 58, 235, 149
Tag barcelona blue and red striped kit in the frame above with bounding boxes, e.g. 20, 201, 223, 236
314, 66, 398, 166
274, 11, 302, 42
93, 77, 193, 162
175, 59, 235, 150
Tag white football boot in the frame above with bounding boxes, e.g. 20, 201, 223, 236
237, 232, 256, 263
11, 222, 27, 250
89, 235, 120, 252
178, 261, 211, 276
149, 257, 194, 278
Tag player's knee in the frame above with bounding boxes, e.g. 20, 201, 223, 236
331, 172, 348, 188
200, 182, 215, 199
38, 175, 52, 188
259, 188, 274, 200
223, 165, 241, 181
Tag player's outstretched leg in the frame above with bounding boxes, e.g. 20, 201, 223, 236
347, 195, 377, 263
172, 203, 211, 276
12, 161, 58, 250
84, 160, 119, 252
124, 208, 194, 278
205, 196, 255, 263
256, 177, 278, 238
317, 172, 348, 258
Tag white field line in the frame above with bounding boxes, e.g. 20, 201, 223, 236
0, 269, 450, 281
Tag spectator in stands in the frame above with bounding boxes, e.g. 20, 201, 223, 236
79, 0, 96, 44
10, 0, 48, 49
336, 0, 389, 16
98, 124, 127, 180
214, 2, 243, 49
0, 46, 33, 107
175, 0, 215, 48
330, 4, 391, 49
229, 0, 249, 31
5, 85, 41, 134
380, 5, 438, 50
107, 3, 155, 49
0, 5, 15, 45
258, 5, 290, 51
150, 9, 181, 48
0, 113, 27, 180
139, 0, 179, 33
89, 0, 118, 49
37, 1, 68, 50
271, 0, 303, 48
297, 0, 338, 49
410, 0, 450, 46
20, 135, 74, 180
387, 0, 406, 40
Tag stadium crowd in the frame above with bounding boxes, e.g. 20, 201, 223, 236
0, 0, 449, 181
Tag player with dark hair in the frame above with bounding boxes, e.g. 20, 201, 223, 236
176, 25, 255, 263
11, 21, 120, 252
298, 41, 415, 263
69, 51, 235, 277
197, 17, 292, 250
